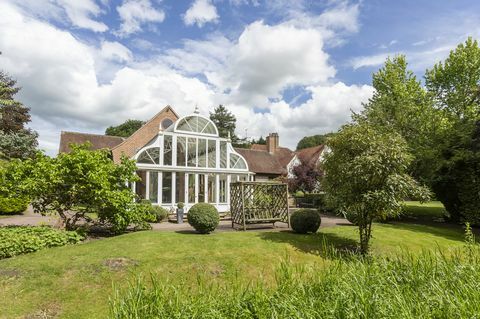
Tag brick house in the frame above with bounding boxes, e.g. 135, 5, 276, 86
59, 106, 326, 212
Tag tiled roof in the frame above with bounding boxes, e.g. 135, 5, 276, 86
59, 131, 124, 154
296, 145, 325, 167
234, 148, 286, 175
251, 144, 267, 151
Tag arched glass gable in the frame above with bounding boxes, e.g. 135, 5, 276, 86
137, 147, 160, 164
174, 115, 218, 136
230, 153, 247, 169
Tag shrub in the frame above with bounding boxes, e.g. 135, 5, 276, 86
343, 211, 358, 225
187, 203, 219, 234
290, 209, 321, 234
0, 226, 84, 259
152, 206, 169, 223
0, 196, 28, 215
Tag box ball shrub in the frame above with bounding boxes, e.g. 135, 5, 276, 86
152, 206, 169, 223
290, 209, 321, 234
187, 203, 219, 234
0, 196, 29, 215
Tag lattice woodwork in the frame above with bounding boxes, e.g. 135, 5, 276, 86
230, 182, 290, 230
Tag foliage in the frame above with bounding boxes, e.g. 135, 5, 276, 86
290, 209, 321, 234
6, 143, 152, 233
187, 203, 219, 234
209, 105, 238, 141
111, 246, 480, 319
288, 160, 321, 193
296, 133, 334, 150
105, 119, 145, 138
0, 68, 38, 159
251, 136, 266, 145
0, 226, 84, 259
354, 55, 440, 184
425, 38, 480, 224
177, 202, 184, 209
322, 123, 430, 254
152, 206, 169, 222
0, 196, 28, 214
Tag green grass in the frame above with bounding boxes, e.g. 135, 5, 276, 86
0, 222, 469, 318
402, 201, 447, 221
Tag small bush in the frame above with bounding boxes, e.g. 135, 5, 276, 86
187, 203, 219, 234
152, 206, 169, 223
343, 211, 358, 225
0, 196, 29, 215
290, 209, 321, 234
0, 226, 84, 259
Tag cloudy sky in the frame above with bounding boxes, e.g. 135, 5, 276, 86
1, 0, 479, 156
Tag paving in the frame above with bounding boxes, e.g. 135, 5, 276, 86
1, 207, 349, 232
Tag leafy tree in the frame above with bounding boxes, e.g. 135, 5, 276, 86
296, 133, 334, 150
425, 38, 480, 223
6, 144, 154, 232
209, 105, 238, 141
322, 123, 430, 254
0, 69, 38, 159
355, 55, 440, 183
251, 136, 266, 145
288, 161, 321, 193
105, 119, 145, 138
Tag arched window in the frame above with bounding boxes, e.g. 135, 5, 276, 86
137, 147, 160, 164
175, 116, 218, 135
229, 153, 247, 169
161, 118, 173, 130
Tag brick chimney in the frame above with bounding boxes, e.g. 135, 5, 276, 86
266, 132, 279, 154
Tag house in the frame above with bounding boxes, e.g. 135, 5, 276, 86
59, 106, 327, 212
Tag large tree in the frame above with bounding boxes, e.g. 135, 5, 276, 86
425, 37, 480, 223
0, 70, 38, 159
209, 105, 237, 141
322, 123, 430, 254
296, 133, 334, 150
105, 119, 145, 138
354, 55, 440, 183
288, 161, 321, 193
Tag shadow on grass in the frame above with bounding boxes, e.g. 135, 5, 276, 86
258, 229, 359, 259
384, 222, 466, 242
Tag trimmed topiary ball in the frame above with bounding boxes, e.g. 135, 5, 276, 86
290, 209, 321, 234
187, 203, 219, 234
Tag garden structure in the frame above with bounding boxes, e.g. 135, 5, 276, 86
230, 181, 290, 230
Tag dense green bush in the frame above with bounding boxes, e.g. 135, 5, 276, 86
0, 196, 28, 214
290, 209, 321, 234
187, 203, 219, 234
152, 206, 169, 222
0, 226, 84, 259
111, 247, 480, 318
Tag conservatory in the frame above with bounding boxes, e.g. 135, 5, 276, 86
132, 112, 251, 212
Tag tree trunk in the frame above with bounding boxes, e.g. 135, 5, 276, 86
359, 219, 373, 255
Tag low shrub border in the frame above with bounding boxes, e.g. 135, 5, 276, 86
0, 226, 84, 259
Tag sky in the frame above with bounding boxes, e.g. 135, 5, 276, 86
1, 0, 480, 156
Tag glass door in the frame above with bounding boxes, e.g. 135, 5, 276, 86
187, 173, 196, 205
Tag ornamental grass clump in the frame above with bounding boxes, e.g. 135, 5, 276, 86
187, 203, 219, 234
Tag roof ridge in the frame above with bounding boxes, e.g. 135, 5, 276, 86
61, 131, 124, 139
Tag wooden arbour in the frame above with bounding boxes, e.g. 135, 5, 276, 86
230, 181, 290, 230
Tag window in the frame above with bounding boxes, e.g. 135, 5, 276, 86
137, 148, 160, 164
176, 136, 186, 166
219, 174, 227, 203
230, 153, 247, 169
198, 138, 207, 167
149, 172, 158, 203
208, 174, 216, 203
188, 174, 196, 204
176, 116, 218, 135
161, 118, 173, 130
162, 172, 172, 204
163, 135, 172, 166
198, 174, 205, 202
135, 171, 147, 199
187, 137, 197, 167
207, 139, 216, 168
220, 141, 227, 168
176, 172, 185, 204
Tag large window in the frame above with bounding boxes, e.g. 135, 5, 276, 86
230, 153, 247, 169
135, 171, 147, 199
137, 148, 160, 164
198, 174, 205, 202
188, 174, 195, 204
207, 139, 216, 168
187, 137, 197, 167
176, 172, 185, 204
163, 135, 172, 166
176, 136, 186, 166
219, 174, 227, 203
198, 139, 207, 167
149, 172, 158, 203
162, 172, 172, 204
208, 173, 216, 203
220, 141, 227, 168
176, 116, 218, 135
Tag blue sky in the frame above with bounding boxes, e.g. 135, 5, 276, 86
1, 0, 479, 155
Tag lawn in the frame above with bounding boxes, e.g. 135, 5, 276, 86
402, 201, 447, 221
0, 222, 469, 318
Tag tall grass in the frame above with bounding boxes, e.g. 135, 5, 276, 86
110, 243, 480, 319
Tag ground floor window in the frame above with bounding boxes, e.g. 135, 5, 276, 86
135, 170, 248, 208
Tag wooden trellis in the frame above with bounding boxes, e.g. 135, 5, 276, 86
230, 181, 290, 230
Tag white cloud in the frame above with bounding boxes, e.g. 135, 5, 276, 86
116, 0, 165, 37
183, 0, 219, 27
99, 41, 133, 62
350, 53, 391, 70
